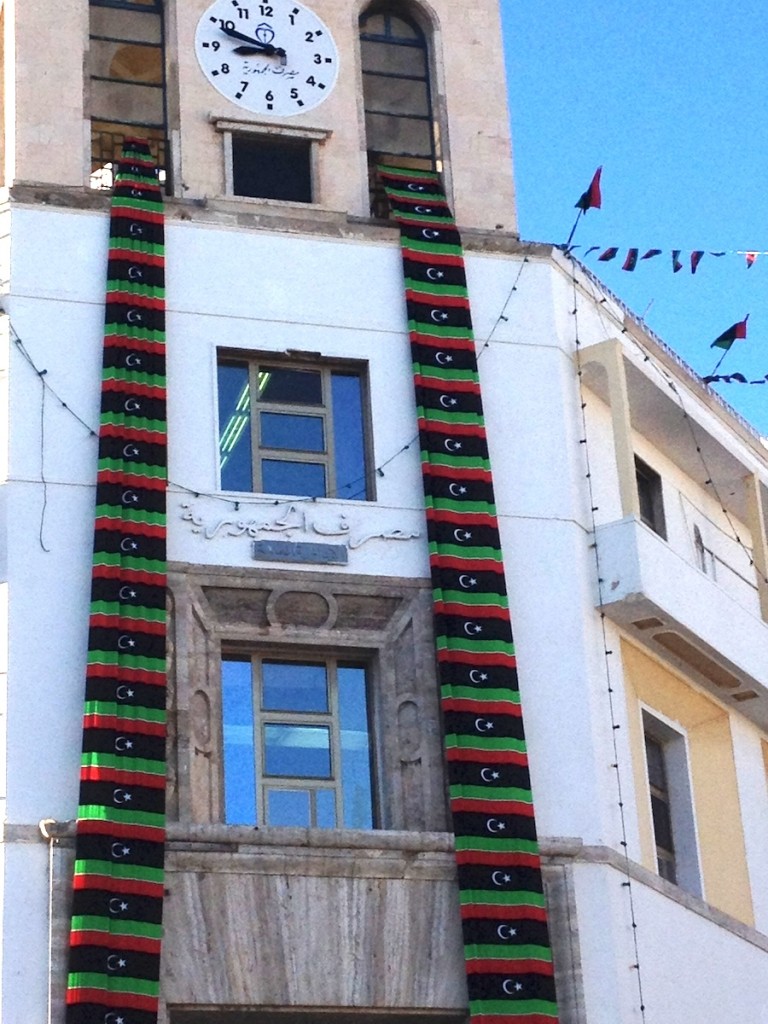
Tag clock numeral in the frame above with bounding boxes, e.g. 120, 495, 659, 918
265, 90, 274, 101
313, 53, 322, 64
237, 6, 250, 17
217, 18, 235, 30
259, 4, 273, 14
306, 75, 316, 86
209, 40, 221, 51
235, 81, 249, 99
290, 88, 299, 99
289, 8, 300, 25
220, 62, 231, 73
305, 30, 315, 41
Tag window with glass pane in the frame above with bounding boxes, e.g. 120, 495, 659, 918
217, 356, 372, 499
360, 7, 438, 216
88, 0, 167, 189
221, 655, 375, 829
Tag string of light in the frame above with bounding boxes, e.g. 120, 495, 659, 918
5, 250, 533, 518
568, 253, 648, 1021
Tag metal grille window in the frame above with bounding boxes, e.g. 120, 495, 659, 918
88, 0, 167, 189
359, 7, 438, 215
221, 655, 375, 829
217, 356, 372, 500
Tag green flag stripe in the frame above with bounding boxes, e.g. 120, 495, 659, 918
70, 915, 163, 939
81, 753, 166, 775
74, 859, 164, 882
67, 972, 160, 997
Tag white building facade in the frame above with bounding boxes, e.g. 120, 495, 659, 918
2, 1, 768, 1022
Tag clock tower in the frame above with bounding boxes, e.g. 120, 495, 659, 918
9, 3, 768, 1024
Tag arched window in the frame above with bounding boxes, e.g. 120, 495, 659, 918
359, 5, 439, 214
88, 0, 167, 189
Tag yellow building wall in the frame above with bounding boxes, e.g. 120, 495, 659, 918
622, 638, 754, 926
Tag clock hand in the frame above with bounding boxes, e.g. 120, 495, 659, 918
219, 24, 285, 58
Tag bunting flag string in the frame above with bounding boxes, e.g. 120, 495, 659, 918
570, 245, 768, 272
65, 139, 168, 1024
379, 164, 559, 1024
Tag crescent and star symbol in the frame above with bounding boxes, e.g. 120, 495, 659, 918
448, 482, 467, 495
121, 490, 140, 505
109, 898, 130, 915
475, 718, 494, 732
440, 396, 458, 409
492, 870, 513, 886
426, 268, 445, 281
117, 635, 137, 651
128, 223, 144, 238
123, 398, 142, 412
120, 537, 139, 553
114, 736, 134, 752
496, 924, 518, 941
106, 954, 128, 971
458, 574, 478, 588
127, 266, 143, 281
115, 685, 135, 701
414, 205, 432, 214
480, 767, 501, 783
434, 351, 453, 365
453, 529, 473, 542
502, 979, 524, 995
407, 183, 426, 191
123, 444, 140, 459
111, 842, 132, 859
464, 621, 483, 636
104, 1012, 129, 1024
430, 309, 450, 323
119, 586, 138, 601
126, 310, 143, 324
113, 789, 133, 805
125, 352, 142, 366
422, 228, 441, 239
444, 439, 463, 452
486, 818, 506, 833
469, 669, 489, 683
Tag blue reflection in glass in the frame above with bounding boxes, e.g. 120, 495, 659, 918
261, 412, 324, 452
263, 661, 328, 712
260, 368, 322, 405
262, 459, 326, 497
267, 789, 310, 826
316, 789, 337, 828
338, 665, 373, 828
221, 659, 257, 824
264, 724, 331, 778
218, 363, 253, 492
332, 374, 367, 499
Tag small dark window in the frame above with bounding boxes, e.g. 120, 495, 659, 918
635, 456, 666, 539
232, 136, 312, 202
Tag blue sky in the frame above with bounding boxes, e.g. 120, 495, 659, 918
500, 1, 768, 436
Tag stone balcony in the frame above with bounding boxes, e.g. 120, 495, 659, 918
596, 515, 768, 729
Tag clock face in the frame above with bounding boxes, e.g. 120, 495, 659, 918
195, 0, 339, 116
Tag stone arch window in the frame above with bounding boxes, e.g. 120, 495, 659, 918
88, 0, 168, 189
359, 3, 439, 215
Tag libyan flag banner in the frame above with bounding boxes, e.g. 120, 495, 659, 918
65, 138, 168, 1024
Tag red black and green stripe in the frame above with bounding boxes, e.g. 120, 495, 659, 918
66, 140, 167, 1024
380, 165, 559, 1024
